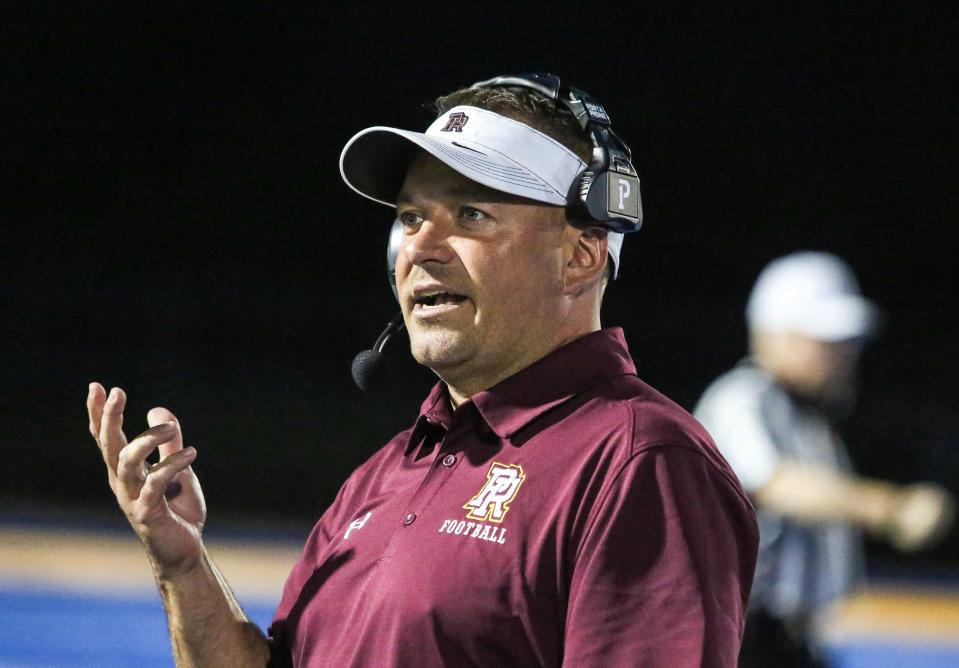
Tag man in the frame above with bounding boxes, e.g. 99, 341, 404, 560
87, 74, 758, 667
694, 251, 954, 667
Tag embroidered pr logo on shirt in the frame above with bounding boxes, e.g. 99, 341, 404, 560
463, 462, 526, 523
343, 511, 372, 539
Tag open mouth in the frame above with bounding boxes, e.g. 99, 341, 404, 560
413, 291, 468, 311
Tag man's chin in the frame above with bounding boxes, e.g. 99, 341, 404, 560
409, 331, 472, 371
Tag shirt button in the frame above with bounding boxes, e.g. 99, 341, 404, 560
403, 513, 417, 526
442, 454, 457, 467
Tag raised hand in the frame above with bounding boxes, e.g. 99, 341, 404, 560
87, 382, 208, 578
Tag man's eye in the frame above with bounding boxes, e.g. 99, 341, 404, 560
398, 212, 423, 227
462, 207, 487, 221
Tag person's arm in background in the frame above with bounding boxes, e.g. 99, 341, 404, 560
563, 446, 759, 667
87, 383, 270, 668
695, 384, 955, 552
757, 465, 954, 551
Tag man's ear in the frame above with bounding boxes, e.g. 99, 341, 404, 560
564, 226, 608, 296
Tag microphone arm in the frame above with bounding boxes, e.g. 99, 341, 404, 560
351, 312, 406, 391
371, 312, 406, 354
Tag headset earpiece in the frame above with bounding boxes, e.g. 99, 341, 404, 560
567, 160, 642, 232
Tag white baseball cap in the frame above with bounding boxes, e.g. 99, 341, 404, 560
340, 105, 624, 277
746, 251, 879, 341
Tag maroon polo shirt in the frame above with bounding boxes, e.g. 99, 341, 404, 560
269, 328, 758, 667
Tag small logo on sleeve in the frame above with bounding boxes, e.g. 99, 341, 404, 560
463, 462, 525, 523
343, 511, 372, 539
441, 111, 469, 132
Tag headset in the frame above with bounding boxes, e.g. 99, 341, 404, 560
386, 72, 643, 302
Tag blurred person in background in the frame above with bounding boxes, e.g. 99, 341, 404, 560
694, 250, 955, 667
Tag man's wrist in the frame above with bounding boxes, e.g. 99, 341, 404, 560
148, 545, 208, 586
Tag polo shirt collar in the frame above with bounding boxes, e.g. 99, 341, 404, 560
409, 328, 636, 449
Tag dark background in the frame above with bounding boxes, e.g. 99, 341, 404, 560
2, 3, 957, 570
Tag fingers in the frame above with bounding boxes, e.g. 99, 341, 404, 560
87, 382, 106, 441
116, 422, 178, 499
99, 387, 128, 471
148, 406, 183, 459
139, 447, 197, 506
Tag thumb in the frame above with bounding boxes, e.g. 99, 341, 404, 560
148, 406, 184, 457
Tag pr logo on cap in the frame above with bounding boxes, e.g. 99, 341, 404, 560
441, 112, 469, 132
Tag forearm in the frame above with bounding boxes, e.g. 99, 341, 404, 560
759, 465, 955, 552
756, 465, 897, 530
156, 546, 271, 668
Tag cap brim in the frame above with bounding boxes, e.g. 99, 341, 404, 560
340, 127, 568, 207
340, 129, 421, 207
797, 296, 879, 341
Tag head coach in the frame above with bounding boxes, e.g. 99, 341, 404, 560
86, 73, 758, 667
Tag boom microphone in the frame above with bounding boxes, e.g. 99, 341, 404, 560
351, 312, 406, 391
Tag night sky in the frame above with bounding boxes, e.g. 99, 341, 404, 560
3, 3, 957, 567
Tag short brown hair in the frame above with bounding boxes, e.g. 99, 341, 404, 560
433, 86, 593, 162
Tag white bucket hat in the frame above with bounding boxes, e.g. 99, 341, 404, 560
340, 105, 624, 277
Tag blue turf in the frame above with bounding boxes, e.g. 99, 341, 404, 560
827, 640, 959, 668
0, 584, 276, 668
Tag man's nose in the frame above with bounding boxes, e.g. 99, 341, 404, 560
404, 218, 456, 267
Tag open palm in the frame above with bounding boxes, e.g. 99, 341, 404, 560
88, 383, 207, 577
